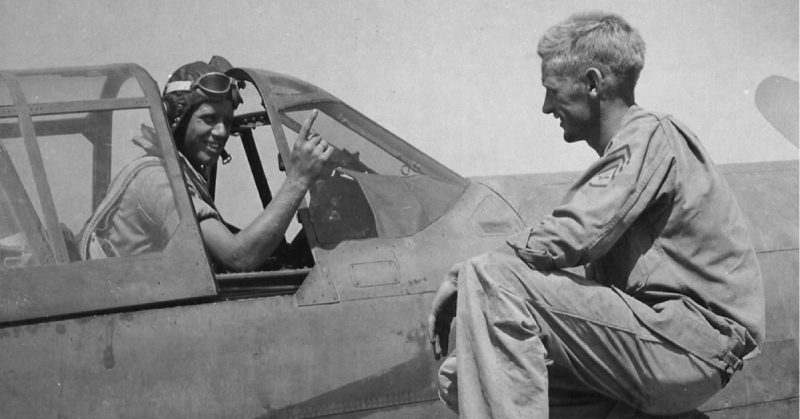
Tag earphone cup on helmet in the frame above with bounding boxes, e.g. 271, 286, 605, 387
161, 93, 182, 129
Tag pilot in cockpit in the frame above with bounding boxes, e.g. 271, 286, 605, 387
80, 59, 334, 272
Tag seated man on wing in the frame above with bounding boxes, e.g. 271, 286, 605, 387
428, 12, 764, 418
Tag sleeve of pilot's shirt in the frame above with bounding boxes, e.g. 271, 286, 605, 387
507, 114, 676, 270
187, 192, 221, 223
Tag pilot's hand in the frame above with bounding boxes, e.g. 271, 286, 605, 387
427, 262, 461, 360
289, 110, 335, 185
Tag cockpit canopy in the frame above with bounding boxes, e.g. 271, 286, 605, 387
0, 63, 467, 323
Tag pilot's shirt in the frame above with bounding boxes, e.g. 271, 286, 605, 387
506, 106, 765, 366
106, 150, 220, 257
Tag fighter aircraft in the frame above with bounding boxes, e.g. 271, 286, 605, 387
0, 58, 796, 418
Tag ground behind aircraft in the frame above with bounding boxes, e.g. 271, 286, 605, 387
0, 61, 796, 418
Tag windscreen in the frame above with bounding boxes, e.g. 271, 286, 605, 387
284, 105, 466, 244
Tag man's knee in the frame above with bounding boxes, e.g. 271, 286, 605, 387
466, 250, 526, 272
464, 251, 544, 290
464, 251, 577, 307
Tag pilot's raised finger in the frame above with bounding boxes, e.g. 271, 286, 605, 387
298, 109, 319, 141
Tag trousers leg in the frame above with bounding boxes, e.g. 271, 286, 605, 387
437, 252, 724, 418
458, 251, 550, 418
438, 253, 550, 418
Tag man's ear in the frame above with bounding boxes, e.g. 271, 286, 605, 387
584, 67, 603, 97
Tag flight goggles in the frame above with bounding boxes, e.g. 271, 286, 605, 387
164, 72, 242, 103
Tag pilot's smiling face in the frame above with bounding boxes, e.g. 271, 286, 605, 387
183, 100, 234, 170
540, 65, 596, 143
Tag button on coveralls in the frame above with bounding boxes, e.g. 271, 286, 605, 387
437, 106, 765, 417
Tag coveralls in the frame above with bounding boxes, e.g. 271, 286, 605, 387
437, 106, 764, 417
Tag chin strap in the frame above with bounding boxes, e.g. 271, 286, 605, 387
220, 149, 232, 164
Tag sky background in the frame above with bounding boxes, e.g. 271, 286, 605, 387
0, 0, 797, 177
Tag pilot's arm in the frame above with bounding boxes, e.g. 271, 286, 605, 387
200, 111, 334, 272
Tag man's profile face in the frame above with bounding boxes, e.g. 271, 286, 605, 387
540, 65, 595, 143
183, 100, 234, 169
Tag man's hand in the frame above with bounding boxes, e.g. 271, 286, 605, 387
428, 263, 462, 360
289, 109, 335, 186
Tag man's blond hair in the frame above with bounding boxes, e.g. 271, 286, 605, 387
538, 12, 646, 99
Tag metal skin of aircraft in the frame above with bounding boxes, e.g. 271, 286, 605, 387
0, 59, 796, 419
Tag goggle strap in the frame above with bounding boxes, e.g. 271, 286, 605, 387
164, 81, 193, 95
